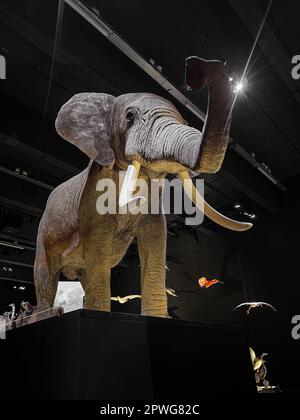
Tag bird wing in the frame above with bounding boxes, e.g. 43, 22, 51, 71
260, 302, 277, 312
206, 279, 223, 288
234, 302, 252, 310
249, 347, 256, 365
166, 288, 178, 297
126, 295, 141, 301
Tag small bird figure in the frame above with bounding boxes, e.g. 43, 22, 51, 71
249, 347, 268, 371
8, 303, 16, 321
166, 288, 178, 297
3, 312, 11, 323
198, 277, 223, 289
234, 301, 277, 315
2, 304, 16, 330
20, 301, 33, 317
111, 295, 141, 304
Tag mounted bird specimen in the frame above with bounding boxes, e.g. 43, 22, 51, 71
234, 301, 277, 315
249, 347, 270, 388
198, 277, 223, 289
111, 295, 141, 304
111, 288, 178, 304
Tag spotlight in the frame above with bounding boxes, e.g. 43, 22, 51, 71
243, 211, 257, 220
13, 286, 17, 289
235, 82, 244, 92
234, 203, 242, 209
19, 286, 26, 291
233, 77, 247, 94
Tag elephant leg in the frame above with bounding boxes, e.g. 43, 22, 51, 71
79, 270, 86, 293
34, 238, 60, 309
82, 235, 112, 312
137, 214, 168, 318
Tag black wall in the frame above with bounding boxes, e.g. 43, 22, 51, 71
236, 176, 300, 389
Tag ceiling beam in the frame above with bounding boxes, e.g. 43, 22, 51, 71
0, 165, 54, 191
0, 259, 33, 269
0, 196, 43, 217
0, 233, 36, 247
0, 276, 33, 285
0, 132, 79, 176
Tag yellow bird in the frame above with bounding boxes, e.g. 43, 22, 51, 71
111, 295, 141, 304
249, 347, 268, 371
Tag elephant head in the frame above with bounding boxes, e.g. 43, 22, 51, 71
55, 57, 252, 231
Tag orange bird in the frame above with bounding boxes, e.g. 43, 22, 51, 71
198, 277, 223, 289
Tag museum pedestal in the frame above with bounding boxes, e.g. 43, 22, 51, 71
0, 310, 256, 400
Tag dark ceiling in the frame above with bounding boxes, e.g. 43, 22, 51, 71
0, 0, 299, 286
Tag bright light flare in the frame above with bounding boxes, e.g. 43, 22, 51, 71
232, 77, 247, 94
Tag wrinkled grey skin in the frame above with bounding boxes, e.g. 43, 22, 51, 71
34, 59, 232, 317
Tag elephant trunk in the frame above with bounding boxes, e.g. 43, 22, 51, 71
172, 59, 251, 232
185, 57, 232, 173
141, 120, 203, 170
143, 58, 232, 173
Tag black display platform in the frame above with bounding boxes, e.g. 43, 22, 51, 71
0, 310, 257, 400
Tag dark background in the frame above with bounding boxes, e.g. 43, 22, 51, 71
0, 0, 299, 390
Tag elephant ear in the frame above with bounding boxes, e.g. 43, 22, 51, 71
55, 92, 116, 166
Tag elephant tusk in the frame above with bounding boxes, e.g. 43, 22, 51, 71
178, 171, 253, 232
119, 160, 146, 208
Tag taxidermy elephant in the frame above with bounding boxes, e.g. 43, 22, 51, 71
34, 57, 252, 318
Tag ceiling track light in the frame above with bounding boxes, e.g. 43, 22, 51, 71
233, 203, 257, 220
0, 241, 25, 250
242, 211, 257, 220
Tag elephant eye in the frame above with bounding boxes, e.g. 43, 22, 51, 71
126, 111, 135, 127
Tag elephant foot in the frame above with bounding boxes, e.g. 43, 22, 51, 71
84, 298, 111, 312
36, 302, 53, 312
141, 309, 170, 318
